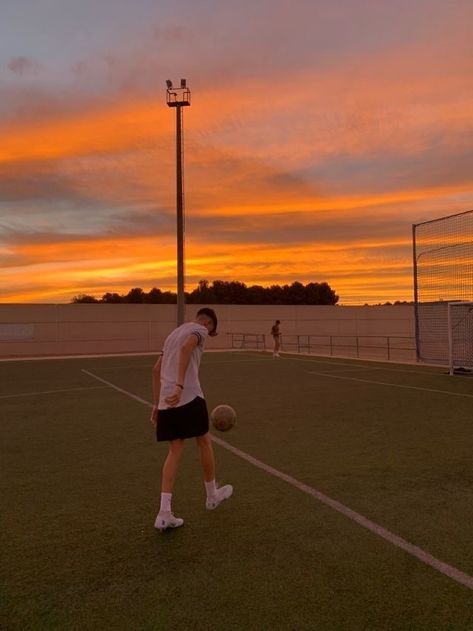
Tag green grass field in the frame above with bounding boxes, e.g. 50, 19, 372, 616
1, 352, 473, 630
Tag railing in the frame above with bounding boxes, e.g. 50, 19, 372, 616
280, 335, 416, 361
230, 333, 266, 350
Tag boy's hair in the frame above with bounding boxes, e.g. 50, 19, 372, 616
197, 307, 218, 334
275, 320, 280, 324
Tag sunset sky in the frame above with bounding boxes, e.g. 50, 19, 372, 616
1, 0, 472, 304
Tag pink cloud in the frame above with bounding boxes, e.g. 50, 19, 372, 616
7, 56, 42, 76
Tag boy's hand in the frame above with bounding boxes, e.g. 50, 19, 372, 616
150, 405, 159, 426
164, 385, 183, 408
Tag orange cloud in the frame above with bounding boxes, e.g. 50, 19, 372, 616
1, 226, 414, 304
1, 34, 472, 305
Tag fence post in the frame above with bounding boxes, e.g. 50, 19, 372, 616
387, 336, 391, 360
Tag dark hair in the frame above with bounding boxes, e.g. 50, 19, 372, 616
197, 307, 218, 333
276, 320, 280, 324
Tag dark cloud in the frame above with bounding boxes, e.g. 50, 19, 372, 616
7, 56, 42, 76
152, 25, 186, 41
0, 161, 109, 206
186, 210, 409, 247
297, 139, 473, 195
0, 83, 107, 124
71, 61, 89, 77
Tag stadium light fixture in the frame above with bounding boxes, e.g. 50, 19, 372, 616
165, 78, 191, 326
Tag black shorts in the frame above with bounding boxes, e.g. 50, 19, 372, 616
156, 396, 209, 442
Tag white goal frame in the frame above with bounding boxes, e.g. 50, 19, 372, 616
447, 301, 473, 375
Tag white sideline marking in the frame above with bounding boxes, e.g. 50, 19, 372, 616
279, 356, 382, 369
308, 372, 473, 399
81, 368, 473, 592
229, 353, 388, 371
279, 354, 443, 376
0, 385, 109, 399
211, 436, 473, 591
206, 358, 273, 365
81, 370, 153, 406
0, 351, 159, 363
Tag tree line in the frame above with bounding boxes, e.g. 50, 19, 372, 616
72, 280, 339, 305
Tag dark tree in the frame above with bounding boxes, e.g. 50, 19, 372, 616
72, 294, 99, 303
124, 288, 146, 303
145, 288, 164, 304
101, 292, 122, 303
72, 279, 339, 305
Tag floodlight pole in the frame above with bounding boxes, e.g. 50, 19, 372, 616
166, 79, 191, 327
412, 222, 420, 362
175, 104, 185, 327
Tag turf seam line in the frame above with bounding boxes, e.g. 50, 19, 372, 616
81, 368, 473, 592
0, 385, 110, 399
308, 372, 473, 399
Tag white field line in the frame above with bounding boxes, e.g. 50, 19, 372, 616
211, 435, 473, 591
204, 358, 273, 365
308, 372, 473, 399
215, 353, 450, 378
276, 356, 380, 369
0, 385, 109, 400
307, 365, 383, 373
214, 353, 381, 370
81, 370, 154, 407
82, 367, 473, 591
0, 352, 159, 363
277, 354, 443, 376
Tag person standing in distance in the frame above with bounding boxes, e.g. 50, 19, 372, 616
271, 319, 281, 357
150, 307, 233, 531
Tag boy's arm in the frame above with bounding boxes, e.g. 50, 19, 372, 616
150, 356, 162, 425
164, 334, 199, 407
152, 356, 162, 405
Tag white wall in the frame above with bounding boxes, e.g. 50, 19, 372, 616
0, 303, 416, 361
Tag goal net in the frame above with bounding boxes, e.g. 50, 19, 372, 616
448, 302, 473, 374
413, 209, 473, 368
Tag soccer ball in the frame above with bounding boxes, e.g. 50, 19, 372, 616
210, 404, 237, 432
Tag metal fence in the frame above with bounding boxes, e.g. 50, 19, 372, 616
229, 333, 415, 361
280, 334, 415, 361
230, 333, 266, 350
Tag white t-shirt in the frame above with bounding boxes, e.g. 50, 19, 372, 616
158, 321, 208, 409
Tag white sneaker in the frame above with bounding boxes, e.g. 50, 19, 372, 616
154, 511, 184, 531
206, 484, 233, 510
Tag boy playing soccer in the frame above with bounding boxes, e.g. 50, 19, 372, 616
150, 308, 233, 531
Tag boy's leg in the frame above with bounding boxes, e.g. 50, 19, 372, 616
196, 432, 215, 482
161, 439, 185, 492
196, 433, 233, 510
155, 439, 185, 531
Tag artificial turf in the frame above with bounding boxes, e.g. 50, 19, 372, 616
1, 352, 472, 630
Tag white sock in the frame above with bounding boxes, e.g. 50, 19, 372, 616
205, 480, 217, 498
160, 492, 172, 513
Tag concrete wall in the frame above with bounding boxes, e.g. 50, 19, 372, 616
0, 303, 416, 362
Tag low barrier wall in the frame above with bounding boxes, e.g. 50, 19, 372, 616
0, 303, 416, 362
